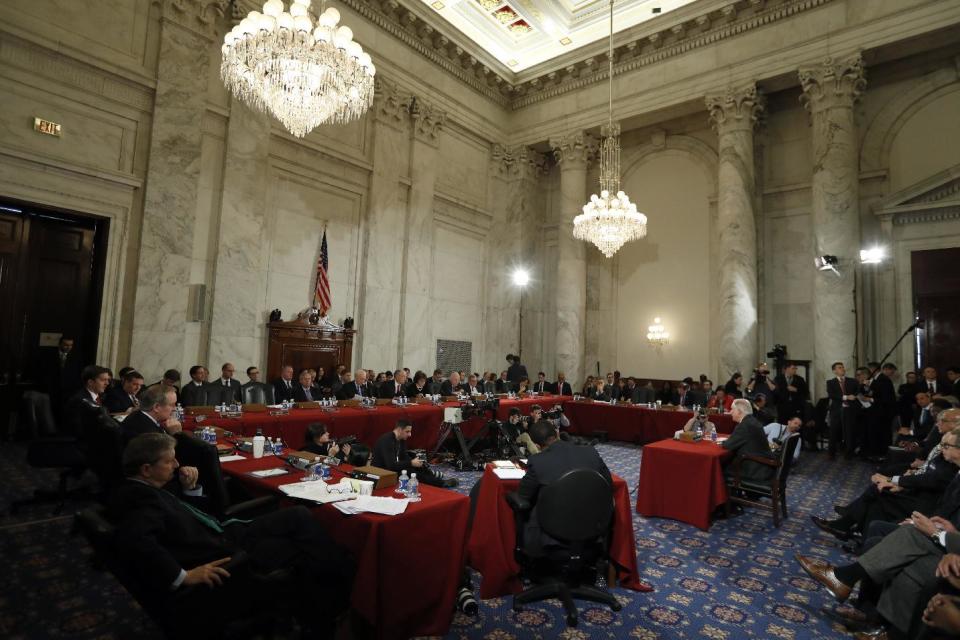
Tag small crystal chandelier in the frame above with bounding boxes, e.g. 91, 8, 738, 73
646, 317, 669, 347
221, 0, 376, 138
573, 0, 647, 258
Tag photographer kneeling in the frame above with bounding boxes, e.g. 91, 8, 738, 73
505, 407, 540, 455
529, 403, 572, 440
372, 419, 458, 488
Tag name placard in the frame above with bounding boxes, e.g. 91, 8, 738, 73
33, 117, 61, 137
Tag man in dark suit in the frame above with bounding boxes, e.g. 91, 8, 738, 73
495, 371, 511, 394
120, 385, 183, 446
379, 369, 410, 398
721, 398, 776, 483
110, 433, 353, 630
862, 361, 897, 457
144, 369, 181, 404
439, 372, 463, 396
774, 362, 808, 423
212, 363, 242, 404
632, 380, 655, 404
336, 369, 369, 400
371, 419, 457, 488
272, 365, 296, 403
947, 366, 960, 399
827, 361, 861, 459
104, 370, 145, 415
291, 368, 321, 402
922, 366, 946, 397
532, 372, 551, 394
180, 366, 211, 407
506, 354, 528, 385
38, 336, 82, 411
517, 421, 611, 555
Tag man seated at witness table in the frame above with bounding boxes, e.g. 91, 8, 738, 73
273, 365, 296, 403
532, 371, 551, 394
292, 368, 321, 402
517, 421, 612, 555
439, 371, 463, 397
336, 369, 369, 400
302, 422, 352, 461
721, 399, 775, 483
120, 385, 183, 446
105, 369, 145, 415
111, 433, 353, 638
763, 415, 803, 462
180, 365, 209, 407
682, 408, 717, 437
707, 387, 734, 413
371, 419, 458, 488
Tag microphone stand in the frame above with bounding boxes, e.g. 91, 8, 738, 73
869, 322, 920, 379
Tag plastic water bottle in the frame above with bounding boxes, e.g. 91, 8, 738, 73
303, 458, 314, 482
273, 438, 284, 456
321, 461, 331, 480
396, 470, 409, 495
311, 456, 322, 481
266, 437, 274, 455
252, 429, 265, 458
711, 430, 718, 443
407, 473, 420, 502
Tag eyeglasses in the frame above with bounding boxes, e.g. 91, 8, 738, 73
941, 442, 960, 450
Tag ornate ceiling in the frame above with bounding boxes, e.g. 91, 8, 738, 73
419, 0, 700, 71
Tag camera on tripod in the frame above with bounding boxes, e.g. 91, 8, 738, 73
767, 344, 788, 360
459, 397, 500, 420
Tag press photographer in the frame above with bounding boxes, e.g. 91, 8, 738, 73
746, 361, 777, 397
682, 408, 717, 437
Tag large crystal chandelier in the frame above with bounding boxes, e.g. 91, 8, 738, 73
221, 0, 375, 138
573, 0, 647, 258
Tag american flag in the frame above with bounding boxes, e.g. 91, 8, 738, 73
314, 230, 331, 315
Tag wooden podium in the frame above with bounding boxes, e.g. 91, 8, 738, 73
266, 315, 355, 380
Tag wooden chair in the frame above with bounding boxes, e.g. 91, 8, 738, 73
724, 432, 800, 527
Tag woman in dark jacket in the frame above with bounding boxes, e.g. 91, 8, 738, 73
656, 381, 677, 404
724, 373, 744, 399
302, 422, 351, 461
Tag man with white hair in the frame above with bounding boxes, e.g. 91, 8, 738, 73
721, 398, 776, 483
336, 369, 369, 400
440, 371, 463, 396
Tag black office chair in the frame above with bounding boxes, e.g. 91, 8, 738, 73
241, 382, 275, 405
506, 468, 621, 627
173, 433, 277, 520
725, 432, 801, 526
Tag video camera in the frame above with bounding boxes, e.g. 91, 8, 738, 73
543, 405, 564, 421
459, 397, 500, 420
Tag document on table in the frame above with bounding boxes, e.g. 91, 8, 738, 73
492, 460, 517, 469
278, 480, 357, 504
249, 468, 290, 478
331, 495, 409, 516
493, 468, 526, 480
218, 455, 246, 462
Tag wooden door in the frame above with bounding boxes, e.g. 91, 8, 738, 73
0, 211, 28, 383
912, 247, 960, 374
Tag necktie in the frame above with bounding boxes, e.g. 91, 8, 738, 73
396, 383, 400, 395
95, 395, 102, 405
304, 387, 312, 401
839, 378, 845, 393
357, 385, 362, 398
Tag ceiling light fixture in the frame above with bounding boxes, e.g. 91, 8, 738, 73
573, 0, 648, 258
221, 0, 375, 138
859, 247, 885, 264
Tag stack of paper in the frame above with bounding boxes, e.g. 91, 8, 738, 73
331, 495, 409, 516
218, 455, 246, 463
493, 468, 526, 480
278, 479, 357, 504
492, 460, 517, 469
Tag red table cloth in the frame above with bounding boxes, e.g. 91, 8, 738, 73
220, 452, 469, 640
635, 439, 733, 530
184, 396, 570, 452
466, 465, 650, 599
563, 401, 735, 444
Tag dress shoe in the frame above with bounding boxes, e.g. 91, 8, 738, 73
853, 627, 889, 640
442, 477, 459, 488
841, 542, 862, 555
834, 504, 848, 516
795, 554, 852, 602
821, 605, 872, 630
811, 515, 852, 541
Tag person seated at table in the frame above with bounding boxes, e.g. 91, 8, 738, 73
631, 379, 655, 404
105, 369, 145, 415
682, 408, 716, 437
337, 369, 370, 400
180, 365, 210, 407
588, 378, 610, 402
721, 399, 775, 483
613, 378, 627, 401
702, 379, 714, 399
580, 375, 595, 397
372, 419, 457, 488
407, 371, 429, 397
379, 369, 409, 398
483, 372, 498, 394
763, 415, 803, 462
111, 433, 354, 636
752, 392, 777, 425
272, 365, 296, 403
505, 407, 540, 455
517, 421, 612, 556
516, 377, 530, 396
723, 372, 745, 399
656, 381, 678, 404
120, 385, 183, 446
302, 422, 352, 461
532, 372, 551, 394
440, 372, 463, 396
464, 374, 484, 396
292, 368, 321, 402
707, 387, 734, 413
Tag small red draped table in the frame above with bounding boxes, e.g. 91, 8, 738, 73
466, 465, 651, 599
635, 439, 734, 530
219, 452, 469, 640
183, 395, 569, 452
564, 401, 736, 444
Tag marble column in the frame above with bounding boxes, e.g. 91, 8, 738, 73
549, 132, 595, 388
356, 78, 410, 370
398, 99, 445, 368
130, 0, 224, 379
207, 99, 271, 369
800, 55, 866, 375
706, 84, 765, 379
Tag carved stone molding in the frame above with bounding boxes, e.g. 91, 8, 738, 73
410, 97, 446, 144
799, 54, 867, 113
154, 0, 228, 40
706, 84, 765, 132
490, 144, 549, 180
372, 77, 412, 129
549, 132, 597, 168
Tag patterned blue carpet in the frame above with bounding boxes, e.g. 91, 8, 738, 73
0, 441, 867, 639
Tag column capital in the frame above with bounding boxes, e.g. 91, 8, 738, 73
490, 144, 549, 180
799, 54, 867, 113
371, 77, 412, 129
155, 0, 227, 40
410, 97, 446, 145
706, 84, 765, 132
549, 132, 597, 168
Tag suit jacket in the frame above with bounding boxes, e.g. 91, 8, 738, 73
103, 386, 139, 414
495, 379, 511, 393
630, 386, 655, 404
869, 373, 897, 410
109, 479, 233, 595
826, 377, 859, 420
211, 379, 242, 404
408, 383, 429, 397
336, 381, 368, 400
554, 381, 573, 397
293, 384, 321, 402
273, 378, 296, 403
371, 431, 414, 473
934, 473, 960, 520
120, 410, 165, 446
379, 380, 409, 399
679, 389, 706, 408
588, 388, 610, 402
463, 383, 484, 396
774, 374, 808, 408
913, 405, 936, 440
722, 415, 775, 482
37, 346, 82, 396
439, 380, 464, 396
517, 440, 612, 554
897, 454, 959, 492
532, 380, 552, 394
180, 381, 212, 407
507, 363, 528, 384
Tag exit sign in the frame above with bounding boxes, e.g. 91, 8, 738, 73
33, 117, 61, 137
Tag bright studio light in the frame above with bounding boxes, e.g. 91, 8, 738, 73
512, 268, 530, 287
860, 247, 885, 264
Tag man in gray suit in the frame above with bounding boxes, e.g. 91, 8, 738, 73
796, 426, 960, 640
721, 398, 775, 483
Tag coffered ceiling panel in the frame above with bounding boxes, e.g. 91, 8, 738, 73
420, 0, 700, 71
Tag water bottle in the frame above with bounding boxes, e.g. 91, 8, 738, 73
273, 438, 284, 456
711, 430, 718, 443
311, 456, 322, 481
175, 403, 184, 422
266, 437, 274, 455
302, 458, 314, 482
252, 428, 265, 459
407, 473, 420, 502
396, 470, 409, 495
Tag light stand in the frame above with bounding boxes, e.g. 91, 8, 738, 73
512, 268, 530, 361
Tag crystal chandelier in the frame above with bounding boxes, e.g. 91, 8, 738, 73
221, 0, 376, 138
646, 317, 669, 347
573, 0, 647, 258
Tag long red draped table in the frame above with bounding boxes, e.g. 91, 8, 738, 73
219, 451, 469, 640
184, 395, 570, 452
466, 465, 651, 599
563, 401, 736, 444
635, 439, 734, 530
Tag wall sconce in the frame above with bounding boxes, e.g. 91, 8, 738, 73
859, 247, 885, 264
647, 317, 669, 347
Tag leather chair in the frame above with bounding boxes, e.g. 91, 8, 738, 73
506, 468, 621, 627
241, 382, 275, 405
725, 432, 801, 526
